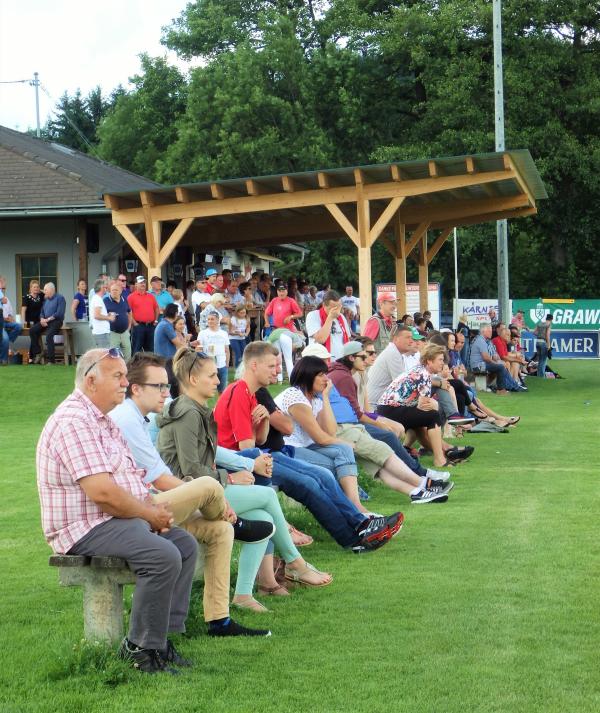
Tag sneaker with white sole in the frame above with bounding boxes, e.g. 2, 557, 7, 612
447, 413, 476, 425
411, 489, 449, 504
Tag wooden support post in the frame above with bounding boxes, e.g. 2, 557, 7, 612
394, 218, 407, 318
418, 230, 429, 313
77, 218, 88, 285
356, 190, 372, 327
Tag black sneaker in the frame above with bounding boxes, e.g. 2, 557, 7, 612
426, 478, 455, 493
356, 512, 404, 550
410, 489, 449, 504
118, 638, 180, 675
158, 639, 193, 668
207, 618, 272, 637
446, 446, 474, 462
232, 518, 275, 544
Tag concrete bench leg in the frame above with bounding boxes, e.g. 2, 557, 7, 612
474, 374, 488, 392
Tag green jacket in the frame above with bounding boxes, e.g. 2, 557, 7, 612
155, 394, 227, 486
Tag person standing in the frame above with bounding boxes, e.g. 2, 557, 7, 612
362, 293, 396, 353
89, 279, 114, 348
534, 313, 553, 378
128, 276, 159, 355
29, 282, 66, 364
71, 279, 88, 321
341, 286, 360, 333
117, 273, 131, 300
154, 303, 187, 359
205, 268, 218, 294
150, 277, 174, 318
198, 312, 230, 393
104, 279, 133, 359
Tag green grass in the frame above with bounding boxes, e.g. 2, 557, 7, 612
1, 362, 599, 712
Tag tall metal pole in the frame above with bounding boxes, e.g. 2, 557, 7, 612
453, 227, 459, 302
493, 0, 510, 321
33, 72, 41, 137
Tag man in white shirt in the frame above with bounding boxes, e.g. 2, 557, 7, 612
109, 352, 271, 638
341, 286, 360, 332
89, 278, 115, 348
367, 324, 421, 409
305, 290, 351, 360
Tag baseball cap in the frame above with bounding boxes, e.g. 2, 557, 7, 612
409, 326, 424, 341
378, 292, 396, 303
301, 343, 333, 359
135, 276, 146, 284
341, 341, 363, 358
206, 268, 218, 277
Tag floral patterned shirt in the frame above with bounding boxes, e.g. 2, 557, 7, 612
377, 365, 432, 408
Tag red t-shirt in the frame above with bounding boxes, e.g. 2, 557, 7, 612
492, 336, 508, 359
213, 380, 257, 450
264, 297, 301, 331
127, 291, 158, 323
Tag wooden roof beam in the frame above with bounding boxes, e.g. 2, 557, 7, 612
429, 206, 537, 231
405, 222, 430, 257
139, 190, 173, 207
325, 204, 359, 247
110, 168, 516, 225
426, 227, 453, 264
465, 156, 476, 174
428, 161, 439, 178
246, 179, 271, 196
281, 175, 303, 192
104, 194, 141, 211
211, 183, 226, 200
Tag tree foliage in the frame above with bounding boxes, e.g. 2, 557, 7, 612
64, 0, 600, 300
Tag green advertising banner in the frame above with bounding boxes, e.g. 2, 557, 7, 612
512, 299, 600, 331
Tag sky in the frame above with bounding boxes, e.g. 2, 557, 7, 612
0, 0, 195, 132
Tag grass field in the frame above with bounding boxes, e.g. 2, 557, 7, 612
1, 361, 599, 713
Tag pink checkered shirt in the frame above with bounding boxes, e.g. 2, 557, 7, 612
36, 389, 149, 554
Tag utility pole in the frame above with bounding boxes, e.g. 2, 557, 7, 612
493, 0, 510, 321
31, 72, 41, 137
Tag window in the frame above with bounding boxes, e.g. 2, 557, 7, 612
16, 254, 58, 306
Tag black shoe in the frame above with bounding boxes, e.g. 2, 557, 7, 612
232, 518, 275, 544
446, 446, 474, 462
355, 512, 404, 551
410, 489, 449, 504
207, 618, 272, 637
158, 639, 193, 668
118, 639, 180, 675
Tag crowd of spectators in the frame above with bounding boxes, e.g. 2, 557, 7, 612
30, 267, 559, 673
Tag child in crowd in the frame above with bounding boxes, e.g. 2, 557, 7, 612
229, 304, 250, 367
198, 312, 230, 392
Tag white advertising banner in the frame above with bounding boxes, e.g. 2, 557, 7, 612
453, 298, 512, 329
376, 283, 441, 329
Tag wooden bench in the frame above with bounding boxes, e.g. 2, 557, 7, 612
21, 325, 75, 365
49, 548, 205, 644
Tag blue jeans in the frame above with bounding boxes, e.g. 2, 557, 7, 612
1, 322, 23, 361
294, 443, 357, 480
239, 447, 365, 548
536, 340, 548, 377
230, 339, 246, 367
485, 361, 520, 391
217, 366, 228, 393
363, 423, 427, 477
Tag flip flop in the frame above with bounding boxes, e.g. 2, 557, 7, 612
288, 524, 313, 547
257, 584, 290, 597
506, 416, 521, 425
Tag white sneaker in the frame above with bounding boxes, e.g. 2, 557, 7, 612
425, 468, 451, 482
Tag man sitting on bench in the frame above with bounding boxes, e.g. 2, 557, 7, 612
37, 348, 215, 674
469, 323, 527, 394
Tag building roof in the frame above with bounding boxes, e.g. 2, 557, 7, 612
0, 125, 160, 213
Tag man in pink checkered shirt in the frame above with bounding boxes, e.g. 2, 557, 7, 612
36, 347, 199, 674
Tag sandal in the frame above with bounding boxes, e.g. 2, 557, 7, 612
232, 597, 271, 613
257, 584, 290, 596
288, 524, 313, 547
506, 416, 520, 425
284, 562, 332, 588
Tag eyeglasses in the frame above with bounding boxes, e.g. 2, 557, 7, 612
84, 347, 123, 376
139, 382, 171, 393
365, 350, 377, 356
188, 351, 210, 380
354, 353, 368, 360
118, 278, 127, 282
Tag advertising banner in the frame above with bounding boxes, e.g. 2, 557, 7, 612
452, 299, 512, 330
520, 330, 600, 360
512, 299, 600, 331
376, 283, 441, 329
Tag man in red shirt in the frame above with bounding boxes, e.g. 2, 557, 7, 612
492, 326, 525, 384
264, 284, 303, 331
127, 276, 159, 354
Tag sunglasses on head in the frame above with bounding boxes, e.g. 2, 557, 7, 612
84, 347, 123, 376
188, 351, 210, 380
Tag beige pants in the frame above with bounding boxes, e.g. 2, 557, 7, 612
152, 476, 233, 622
336, 423, 394, 478
110, 329, 132, 360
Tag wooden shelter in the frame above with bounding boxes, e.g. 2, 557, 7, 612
103, 150, 547, 325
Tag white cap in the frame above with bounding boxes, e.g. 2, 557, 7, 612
301, 343, 332, 359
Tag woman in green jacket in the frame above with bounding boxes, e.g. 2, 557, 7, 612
156, 347, 332, 613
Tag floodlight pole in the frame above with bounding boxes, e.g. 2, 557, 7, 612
493, 0, 510, 321
32, 72, 41, 137
453, 227, 459, 303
